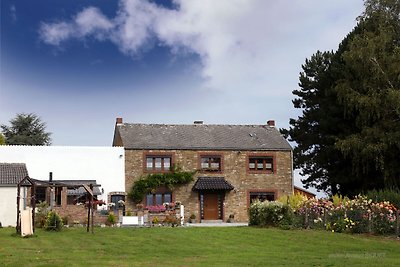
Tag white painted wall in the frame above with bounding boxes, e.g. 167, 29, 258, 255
0, 146, 125, 205
0, 187, 18, 226
0, 187, 27, 227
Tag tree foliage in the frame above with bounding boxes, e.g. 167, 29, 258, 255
0, 133, 5, 145
282, 0, 400, 196
1, 113, 52, 145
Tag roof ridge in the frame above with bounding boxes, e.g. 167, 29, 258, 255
117, 122, 291, 151
121, 123, 270, 126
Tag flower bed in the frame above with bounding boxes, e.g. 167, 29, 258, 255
249, 194, 399, 235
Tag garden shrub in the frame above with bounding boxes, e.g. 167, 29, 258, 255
107, 213, 116, 226
34, 201, 49, 228
163, 214, 179, 227
249, 194, 398, 236
44, 211, 63, 231
331, 194, 350, 207
277, 193, 308, 211
249, 200, 292, 227
370, 201, 397, 235
365, 188, 400, 209
343, 195, 371, 233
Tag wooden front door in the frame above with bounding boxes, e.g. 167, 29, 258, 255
203, 193, 219, 220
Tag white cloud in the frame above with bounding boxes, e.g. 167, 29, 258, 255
112, 0, 161, 54
75, 7, 113, 37
39, 0, 364, 94
39, 22, 74, 45
39, 7, 113, 45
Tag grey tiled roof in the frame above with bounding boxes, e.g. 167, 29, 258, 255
192, 177, 234, 191
0, 163, 29, 185
67, 187, 101, 196
116, 123, 292, 151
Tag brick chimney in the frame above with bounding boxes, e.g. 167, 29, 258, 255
267, 120, 275, 127
116, 117, 123, 124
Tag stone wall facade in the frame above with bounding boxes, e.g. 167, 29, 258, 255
125, 149, 293, 222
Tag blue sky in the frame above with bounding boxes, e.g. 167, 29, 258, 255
1, 0, 364, 148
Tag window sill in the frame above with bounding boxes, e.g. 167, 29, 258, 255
143, 170, 172, 174
199, 169, 223, 174
248, 170, 274, 174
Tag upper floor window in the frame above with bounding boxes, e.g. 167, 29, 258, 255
248, 156, 274, 173
146, 155, 171, 172
200, 156, 222, 172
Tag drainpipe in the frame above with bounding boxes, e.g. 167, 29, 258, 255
49, 172, 54, 210
291, 150, 294, 195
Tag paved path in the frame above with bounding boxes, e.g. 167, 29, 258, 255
186, 222, 248, 227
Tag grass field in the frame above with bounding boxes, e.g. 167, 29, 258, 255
0, 226, 399, 266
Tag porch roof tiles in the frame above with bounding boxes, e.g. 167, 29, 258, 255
192, 177, 234, 191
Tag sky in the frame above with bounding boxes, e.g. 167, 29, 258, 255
1, 0, 365, 193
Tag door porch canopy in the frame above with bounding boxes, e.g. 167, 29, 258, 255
192, 177, 234, 191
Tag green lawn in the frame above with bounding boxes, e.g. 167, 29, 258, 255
0, 226, 399, 266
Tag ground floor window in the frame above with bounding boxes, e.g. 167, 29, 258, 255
146, 193, 172, 206
55, 187, 62, 206
35, 187, 46, 204
249, 192, 275, 203
110, 194, 125, 211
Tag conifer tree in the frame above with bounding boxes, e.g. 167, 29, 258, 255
1, 113, 52, 145
282, 0, 400, 195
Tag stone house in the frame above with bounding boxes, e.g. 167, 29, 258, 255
112, 118, 293, 222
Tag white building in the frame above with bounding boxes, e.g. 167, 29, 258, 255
0, 146, 125, 225
0, 163, 29, 227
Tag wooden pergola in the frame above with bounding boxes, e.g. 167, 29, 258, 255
16, 176, 98, 234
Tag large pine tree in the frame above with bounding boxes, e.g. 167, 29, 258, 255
282, 0, 400, 196
1, 113, 52, 145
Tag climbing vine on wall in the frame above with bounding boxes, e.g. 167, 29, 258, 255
128, 166, 196, 203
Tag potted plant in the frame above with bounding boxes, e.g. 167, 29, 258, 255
106, 213, 116, 226
152, 216, 159, 226
189, 214, 196, 223
125, 209, 133, 216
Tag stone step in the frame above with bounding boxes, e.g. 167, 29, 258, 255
201, 220, 223, 223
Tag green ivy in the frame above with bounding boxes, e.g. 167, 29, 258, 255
128, 166, 196, 203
